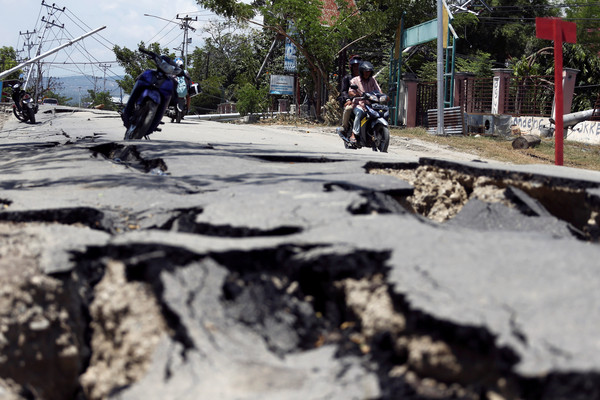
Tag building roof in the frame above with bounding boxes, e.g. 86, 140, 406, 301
320, 0, 357, 26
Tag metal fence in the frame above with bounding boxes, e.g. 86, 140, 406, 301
416, 82, 436, 127
418, 75, 555, 122
462, 77, 494, 114
504, 75, 554, 117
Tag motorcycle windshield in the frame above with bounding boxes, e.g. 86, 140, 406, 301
157, 59, 182, 76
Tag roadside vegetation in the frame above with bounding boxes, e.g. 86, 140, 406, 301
108, 0, 600, 118
391, 127, 600, 172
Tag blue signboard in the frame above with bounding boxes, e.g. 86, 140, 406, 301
270, 75, 294, 95
284, 21, 297, 73
284, 39, 297, 73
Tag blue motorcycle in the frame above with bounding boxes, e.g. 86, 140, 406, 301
122, 48, 183, 140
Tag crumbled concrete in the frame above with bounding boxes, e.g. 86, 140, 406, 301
80, 260, 167, 400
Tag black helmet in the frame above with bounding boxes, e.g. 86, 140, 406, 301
349, 56, 361, 66
359, 61, 374, 77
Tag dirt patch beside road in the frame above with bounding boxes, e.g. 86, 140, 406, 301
1, 105, 11, 130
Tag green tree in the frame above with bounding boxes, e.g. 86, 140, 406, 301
1, 47, 21, 77
113, 42, 175, 94
236, 82, 269, 115
195, 0, 381, 118
456, 0, 557, 66
564, 44, 600, 112
564, 0, 600, 54
86, 89, 116, 110
191, 75, 226, 114
1, 46, 22, 102
188, 21, 264, 95
185, 21, 270, 114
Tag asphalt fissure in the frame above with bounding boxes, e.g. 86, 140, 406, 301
370, 163, 600, 242
90, 143, 167, 174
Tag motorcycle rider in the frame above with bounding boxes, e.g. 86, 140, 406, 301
338, 55, 361, 134
11, 81, 24, 112
173, 57, 192, 115
348, 61, 382, 143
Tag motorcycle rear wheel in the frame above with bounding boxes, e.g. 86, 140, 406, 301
124, 100, 158, 140
374, 125, 390, 152
26, 107, 36, 124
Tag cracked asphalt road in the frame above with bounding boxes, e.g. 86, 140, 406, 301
2, 106, 600, 399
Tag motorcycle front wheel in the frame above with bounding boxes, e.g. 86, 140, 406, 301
13, 107, 26, 122
124, 100, 158, 140
374, 125, 390, 152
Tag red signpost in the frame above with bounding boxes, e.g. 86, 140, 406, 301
536, 17, 577, 166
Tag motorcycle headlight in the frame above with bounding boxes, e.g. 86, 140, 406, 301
379, 95, 388, 103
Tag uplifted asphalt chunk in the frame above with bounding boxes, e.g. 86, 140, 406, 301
504, 185, 553, 217
446, 198, 581, 240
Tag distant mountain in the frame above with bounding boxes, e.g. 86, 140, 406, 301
54, 75, 126, 105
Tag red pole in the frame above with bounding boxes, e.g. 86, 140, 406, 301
536, 17, 576, 166
554, 20, 564, 166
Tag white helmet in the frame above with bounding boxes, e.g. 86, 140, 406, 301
174, 57, 184, 68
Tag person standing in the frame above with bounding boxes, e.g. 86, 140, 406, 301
338, 55, 361, 134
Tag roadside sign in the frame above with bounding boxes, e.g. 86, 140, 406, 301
536, 17, 577, 166
284, 21, 297, 73
270, 75, 294, 95
284, 39, 297, 73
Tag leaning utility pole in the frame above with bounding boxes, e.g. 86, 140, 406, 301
31, 1, 66, 100
176, 14, 197, 70
0, 26, 107, 80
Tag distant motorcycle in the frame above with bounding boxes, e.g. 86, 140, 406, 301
122, 47, 183, 140
337, 85, 390, 152
166, 57, 190, 124
11, 82, 38, 124
166, 97, 187, 124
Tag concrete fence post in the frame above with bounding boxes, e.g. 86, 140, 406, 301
551, 68, 579, 120
453, 72, 472, 112
492, 68, 512, 115
403, 73, 418, 128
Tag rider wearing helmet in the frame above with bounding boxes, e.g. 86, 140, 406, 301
338, 55, 361, 134
173, 57, 192, 113
348, 61, 382, 143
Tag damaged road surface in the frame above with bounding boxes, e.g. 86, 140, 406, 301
2, 109, 600, 399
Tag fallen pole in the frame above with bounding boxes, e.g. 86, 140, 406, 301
0, 26, 107, 80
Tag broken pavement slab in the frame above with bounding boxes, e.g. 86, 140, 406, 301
3, 109, 600, 398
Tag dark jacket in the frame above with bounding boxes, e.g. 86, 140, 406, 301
338, 73, 354, 107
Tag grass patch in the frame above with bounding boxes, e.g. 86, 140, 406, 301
391, 127, 600, 172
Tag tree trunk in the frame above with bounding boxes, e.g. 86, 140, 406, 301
512, 134, 541, 149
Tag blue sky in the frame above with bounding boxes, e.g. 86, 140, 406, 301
0, 0, 230, 77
